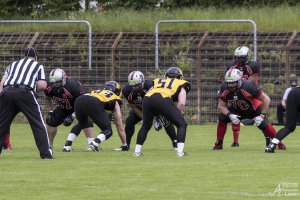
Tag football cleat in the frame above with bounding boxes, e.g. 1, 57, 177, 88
277, 142, 286, 150
133, 152, 143, 157
3, 142, 12, 151
265, 142, 276, 153
231, 142, 239, 147
62, 146, 72, 152
176, 152, 187, 157
86, 145, 93, 151
89, 141, 100, 152
114, 145, 129, 151
212, 144, 223, 150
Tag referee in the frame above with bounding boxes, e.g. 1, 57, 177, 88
0, 47, 53, 159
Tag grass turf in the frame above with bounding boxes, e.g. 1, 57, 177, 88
1, 124, 300, 200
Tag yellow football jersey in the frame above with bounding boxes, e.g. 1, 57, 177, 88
87, 89, 122, 111
145, 78, 190, 101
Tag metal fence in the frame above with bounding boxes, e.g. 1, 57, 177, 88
0, 31, 299, 124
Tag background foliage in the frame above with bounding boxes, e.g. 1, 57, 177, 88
0, 0, 299, 18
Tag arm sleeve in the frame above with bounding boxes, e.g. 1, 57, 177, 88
121, 85, 130, 103
182, 81, 191, 94
246, 81, 262, 98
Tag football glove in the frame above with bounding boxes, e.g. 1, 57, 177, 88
154, 121, 163, 132
63, 115, 74, 126
108, 113, 114, 121
254, 114, 265, 126
46, 111, 55, 125
154, 115, 170, 131
156, 115, 171, 127
228, 114, 240, 125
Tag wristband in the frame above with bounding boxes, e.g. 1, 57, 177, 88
260, 113, 267, 118
226, 112, 232, 117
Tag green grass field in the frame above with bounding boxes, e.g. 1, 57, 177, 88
1, 124, 300, 200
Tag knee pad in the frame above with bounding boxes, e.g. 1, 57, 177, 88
101, 130, 112, 140
257, 120, 268, 130
180, 120, 188, 129
46, 112, 61, 127
87, 121, 94, 128
218, 113, 231, 123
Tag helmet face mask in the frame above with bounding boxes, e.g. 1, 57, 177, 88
225, 69, 242, 91
104, 81, 121, 96
128, 71, 145, 92
234, 46, 250, 65
165, 67, 183, 79
49, 68, 66, 87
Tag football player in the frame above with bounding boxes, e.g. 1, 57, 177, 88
133, 67, 190, 157
0, 75, 12, 150
75, 81, 127, 151
44, 68, 94, 151
213, 68, 286, 150
218, 46, 261, 148
266, 85, 300, 153
114, 71, 177, 151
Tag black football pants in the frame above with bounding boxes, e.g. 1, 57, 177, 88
275, 88, 300, 140
74, 95, 112, 134
0, 87, 52, 158
126, 110, 177, 148
136, 93, 187, 145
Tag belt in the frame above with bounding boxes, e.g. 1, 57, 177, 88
4, 85, 33, 91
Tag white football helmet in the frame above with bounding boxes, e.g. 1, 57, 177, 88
234, 46, 250, 65
225, 69, 242, 90
49, 68, 66, 86
128, 71, 145, 90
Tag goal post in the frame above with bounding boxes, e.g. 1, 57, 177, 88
155, 19, 257, 70
154, 19, 257, 123
0, 20, 93, 70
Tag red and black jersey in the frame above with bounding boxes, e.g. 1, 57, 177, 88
44, 77, 85, 111
122, 79, 152, 110
226, 61, 260, 80
219, 80, 263, 117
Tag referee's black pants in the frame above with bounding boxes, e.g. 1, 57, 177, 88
275, 88, 300, 140
0, 87, 52, 159
136, 93, 187, 145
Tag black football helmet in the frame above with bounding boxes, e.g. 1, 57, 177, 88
165, 67, 183, 79
104, 81, 121, 96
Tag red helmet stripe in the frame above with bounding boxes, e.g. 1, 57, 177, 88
50, 69, 57, 76
130, 71, 136, 80
228, 69, 233, 77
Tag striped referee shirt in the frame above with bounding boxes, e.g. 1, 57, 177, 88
4, 57, 46, 92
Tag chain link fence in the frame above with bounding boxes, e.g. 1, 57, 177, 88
0, 31, 299, 124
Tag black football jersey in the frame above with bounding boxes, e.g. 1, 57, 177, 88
226, 61, 260, 80
219, 80, 262, 116
44, 77, 85, 111
122, 79, 152, 110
